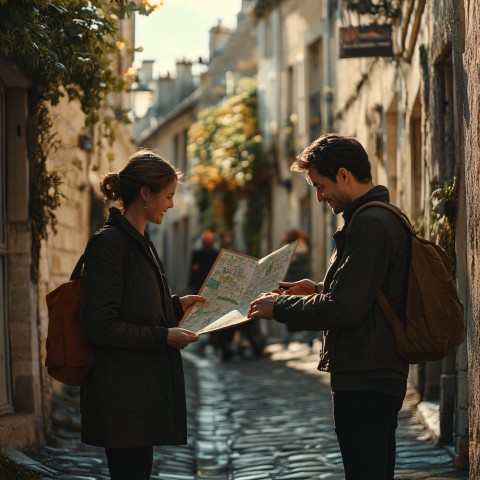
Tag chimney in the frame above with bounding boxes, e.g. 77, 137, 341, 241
137, 59, 155, 87
152, 72, 175, 115
174, 59, 195, 103
209, 19, 232, 61
237, 0, 252, 25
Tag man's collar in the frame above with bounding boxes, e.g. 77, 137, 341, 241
343, 185, 390, 224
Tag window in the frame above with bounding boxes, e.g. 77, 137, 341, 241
182, 128, 189, 173
173, 133, 180, 169
409, 92, 423, 222
285, 66, 296, 159
434, 58, 455, 181
264, 15, 273, 58
386, 96, 398, 204
308, 40, 322, 142
173, 129, 188, 174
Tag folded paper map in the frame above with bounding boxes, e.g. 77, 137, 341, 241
179, 241, 298, 335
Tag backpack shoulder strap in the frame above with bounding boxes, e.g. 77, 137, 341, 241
70, 226, 116, 282
349, 200, 414, 235
349, 201, 414, 328
69, 254, 85, 281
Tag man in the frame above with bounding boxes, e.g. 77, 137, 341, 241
188, 230, 219, 293
248, 134, 410, 480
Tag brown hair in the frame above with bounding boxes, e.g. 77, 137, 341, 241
100, 150, 182, 208
291, 133, 372, 183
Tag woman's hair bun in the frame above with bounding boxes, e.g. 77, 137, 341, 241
100, 173, 121, 201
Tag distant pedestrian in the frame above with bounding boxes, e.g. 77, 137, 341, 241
220, 230, 235, 250
188, 230, 219, 293
80, 150, 204, 480
249, 134, 410, 480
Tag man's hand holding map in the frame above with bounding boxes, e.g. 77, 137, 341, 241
179, 241, 297, 334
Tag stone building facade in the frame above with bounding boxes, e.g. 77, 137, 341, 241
254, 0, 333, 281
0, 17, 135, 447
333, 0, 471, 470
0, 58, 43, 447
253, 0, 476, 472
463, 0, 480, 475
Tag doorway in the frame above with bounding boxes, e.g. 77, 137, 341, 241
0, 79, 13, 415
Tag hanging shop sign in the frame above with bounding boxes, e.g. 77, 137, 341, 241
339, 24, 393, 58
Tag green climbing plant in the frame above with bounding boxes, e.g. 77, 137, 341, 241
430, 176, 457, 270
0, 0, 158, 278
187, 78, 271, 256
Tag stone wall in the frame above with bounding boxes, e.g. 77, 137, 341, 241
3, 83, 44, 447
332, 0, 472, 467
463, 0, 480, 474
0, 16, 136, 448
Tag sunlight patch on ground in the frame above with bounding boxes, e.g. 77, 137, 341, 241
266, 341, 330, 385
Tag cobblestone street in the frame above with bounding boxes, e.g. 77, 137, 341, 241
5, 341, 468, 479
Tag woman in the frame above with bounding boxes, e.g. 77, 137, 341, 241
80, 150, 203, 480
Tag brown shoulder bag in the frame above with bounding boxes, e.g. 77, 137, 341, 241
45, 255, 94, 386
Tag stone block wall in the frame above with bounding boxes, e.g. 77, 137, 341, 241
463, 0, 480, 475
1, 75, 44, 447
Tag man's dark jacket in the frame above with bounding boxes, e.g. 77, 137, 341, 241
80, 208, 186, 448
274, 186, 410, 396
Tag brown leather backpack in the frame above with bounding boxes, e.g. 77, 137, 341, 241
45, 255, 94, 386
350, 201, 465, 364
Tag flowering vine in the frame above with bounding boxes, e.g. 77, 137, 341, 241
188, 78, 271, 256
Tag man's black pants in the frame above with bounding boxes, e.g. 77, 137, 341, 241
105, 446, 153, 480
333, 391, 404, 480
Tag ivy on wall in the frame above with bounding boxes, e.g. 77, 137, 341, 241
0, 0, 155, 124
0, 0, 157, 279
188, 78, 271, 257
430, 176, 457, 271
30, 104, 64, 279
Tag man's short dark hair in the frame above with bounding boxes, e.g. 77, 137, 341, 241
291, 133, 372, 183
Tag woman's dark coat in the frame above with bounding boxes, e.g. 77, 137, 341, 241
80, 207, 186, 448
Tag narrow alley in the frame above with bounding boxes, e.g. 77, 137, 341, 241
5, 341, 467, 480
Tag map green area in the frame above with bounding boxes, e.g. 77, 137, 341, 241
179, 241, 297, 335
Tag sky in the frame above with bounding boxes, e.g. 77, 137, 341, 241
134, 0, 243, 77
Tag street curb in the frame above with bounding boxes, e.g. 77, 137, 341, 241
1, 446, 58, 477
